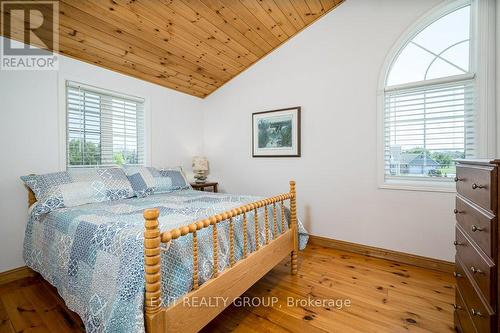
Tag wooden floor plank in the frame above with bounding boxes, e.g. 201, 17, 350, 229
0, 246, 454, 333
23, 284, 82, 333
0, 300, 15, 333
39, 282, 85, 332
1, 289, 50, 333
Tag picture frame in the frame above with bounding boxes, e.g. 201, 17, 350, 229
252, 106, 301, 157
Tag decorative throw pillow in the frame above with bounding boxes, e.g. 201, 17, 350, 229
21, 172, 72, 216
68, 168, 134, 202
21, 168, 134, 217
158, 167, 191, 191
124, 166, 191, 197
123, 166, 163, 198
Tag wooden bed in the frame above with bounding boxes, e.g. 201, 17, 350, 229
27, 181, 299, 333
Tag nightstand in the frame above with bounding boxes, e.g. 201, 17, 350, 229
190, 182, 218, 193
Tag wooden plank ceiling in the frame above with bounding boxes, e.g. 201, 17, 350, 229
2, 0, 343, 98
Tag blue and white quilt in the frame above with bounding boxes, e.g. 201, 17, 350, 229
24, 189, 308, 333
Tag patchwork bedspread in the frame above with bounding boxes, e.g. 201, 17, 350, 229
24, 189, 308, 333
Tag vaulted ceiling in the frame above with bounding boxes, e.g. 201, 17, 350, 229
2, 0, 343, 98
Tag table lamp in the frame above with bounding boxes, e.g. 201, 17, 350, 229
192, 156, 209, 183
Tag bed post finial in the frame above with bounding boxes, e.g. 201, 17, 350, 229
144, 208, 162, 318
289, 181, 298, 275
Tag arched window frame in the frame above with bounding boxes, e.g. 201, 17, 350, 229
377, 0, 496, 192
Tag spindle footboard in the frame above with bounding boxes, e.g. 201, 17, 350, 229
143, 181, 299, 333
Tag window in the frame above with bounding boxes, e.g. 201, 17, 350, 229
382, 2, 476, 188
66, 82, 145, 167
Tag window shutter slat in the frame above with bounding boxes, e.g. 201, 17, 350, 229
384, 80, 475, 180
66, 83, 145, 167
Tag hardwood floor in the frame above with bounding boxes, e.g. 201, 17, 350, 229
0, 276, 84, 333
0, 245, 455, 333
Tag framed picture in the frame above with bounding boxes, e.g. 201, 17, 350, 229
252, 107, 301, 157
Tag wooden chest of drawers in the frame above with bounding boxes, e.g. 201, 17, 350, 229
454, 160, 499, 333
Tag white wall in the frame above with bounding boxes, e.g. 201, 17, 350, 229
203, 0, 458, 261
0, 39, 203, 271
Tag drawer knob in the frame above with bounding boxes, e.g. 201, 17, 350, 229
471, 308, 483, 317
470, 266, 482, 274
453, 271, 462, 278
454, 177, 463, 182
453, 241, 464, 246
472, 183, 485, 190
453, 304, 462, 310
471, 225, 483, 232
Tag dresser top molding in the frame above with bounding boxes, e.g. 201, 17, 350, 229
455, 159, 500, 166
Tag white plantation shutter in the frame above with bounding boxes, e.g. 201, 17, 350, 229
66, 82, 145, 167
384, 78, 475, 181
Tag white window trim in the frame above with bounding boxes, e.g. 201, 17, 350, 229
57, 76, 152, 169
376, 0, 496, 193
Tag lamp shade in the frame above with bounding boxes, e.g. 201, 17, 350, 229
192, 156, 209, 171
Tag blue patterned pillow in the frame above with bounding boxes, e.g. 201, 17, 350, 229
68, 168, 134, 202
21, 168, 134, 217
158, 167, 191, 191
21, 172, 71, 216
124, 166, 191, 197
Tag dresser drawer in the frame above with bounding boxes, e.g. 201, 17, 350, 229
456, 258, 495, 333
455, 285, 478, 333
455, 196, 495, 257
456, 165, 497, 213
455, 226, 495, 304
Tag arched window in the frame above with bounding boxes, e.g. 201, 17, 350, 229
387, 5, 471, 85
382, 1, 477, 189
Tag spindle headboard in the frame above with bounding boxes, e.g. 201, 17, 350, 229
27, 187, 36, 206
